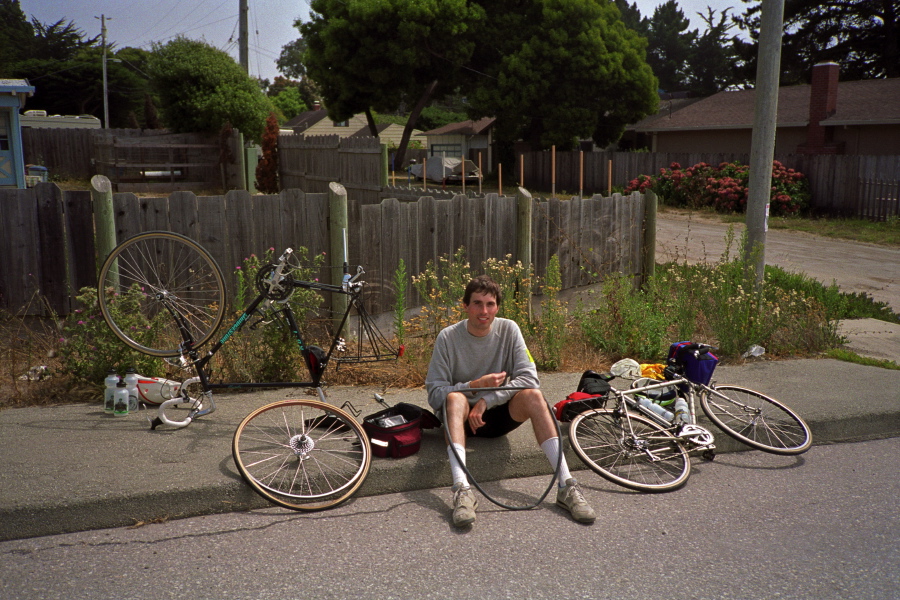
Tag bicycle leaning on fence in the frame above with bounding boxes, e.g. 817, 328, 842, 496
97, 230, 402, 512
568, 342, 813, 493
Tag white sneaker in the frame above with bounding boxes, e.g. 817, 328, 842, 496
556, 478, 596, 523
451, 483, 478, 527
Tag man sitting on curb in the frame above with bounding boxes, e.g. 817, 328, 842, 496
425, 275, 596, 527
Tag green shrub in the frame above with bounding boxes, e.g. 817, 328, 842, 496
58, 287, 164, 382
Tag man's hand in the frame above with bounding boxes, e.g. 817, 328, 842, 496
471, 372, 506, 389
467, 398, 488, 432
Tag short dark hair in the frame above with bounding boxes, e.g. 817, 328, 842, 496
463, 275, 502, 305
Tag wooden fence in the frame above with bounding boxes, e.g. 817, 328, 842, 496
24, 126, 898, 219
519, 150, 900, 219
21, 128, 244, 192
279, 134, 386, 205
0, 185, 646, 317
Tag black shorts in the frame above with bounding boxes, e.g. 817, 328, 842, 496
465, 402, 524, 438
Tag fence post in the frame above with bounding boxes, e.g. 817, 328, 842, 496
329, 182, 349, 332
516, 186, 533, 312
641, 189, 657, 287
91, 174, 116, 276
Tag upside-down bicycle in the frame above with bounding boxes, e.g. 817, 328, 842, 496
568, 343, 812, 493
98, 230, 402, 511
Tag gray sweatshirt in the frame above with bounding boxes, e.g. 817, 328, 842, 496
425, 317, 540, 413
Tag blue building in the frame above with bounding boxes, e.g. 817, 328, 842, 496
0, 79, 36, 188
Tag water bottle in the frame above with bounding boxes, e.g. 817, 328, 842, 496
124, 368, 139, 412
637, 396, 673, 421
113, 380, 129, 416
103, 369, 119, 413
673, 398, 690, 425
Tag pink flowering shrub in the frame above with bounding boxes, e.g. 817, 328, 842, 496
624, 160, 809, 216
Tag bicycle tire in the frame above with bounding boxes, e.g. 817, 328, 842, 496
97, 231, 227, 357
233, 399, 371, 511
701, 385, 812, 455
569, 408, 691, 493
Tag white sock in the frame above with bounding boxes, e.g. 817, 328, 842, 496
540, 437, 572, 487
447, 443, 469, 488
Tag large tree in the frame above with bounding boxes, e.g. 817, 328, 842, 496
644, 0, 696, 93
0, 0, 34, 76
148, 37, 272, 141
687, 8, 747, 96
299, 0, 657, 166
4, 12, 147, 127
467, 0, 658, 155
736, 0, 899, 83
301, 0, 484, 167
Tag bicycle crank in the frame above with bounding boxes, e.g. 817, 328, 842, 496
678, 424, 715, 447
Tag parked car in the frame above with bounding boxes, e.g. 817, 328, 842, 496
408, 157, 481, 183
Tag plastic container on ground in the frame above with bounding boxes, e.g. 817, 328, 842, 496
104, 370, 118, 413
113, 381, 129, 416
124, 368, 139, 412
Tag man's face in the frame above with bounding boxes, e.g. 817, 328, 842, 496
464, 291, 499, 336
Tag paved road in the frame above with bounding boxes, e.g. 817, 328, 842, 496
2, 438, 897, 600
656, 212, 900, 312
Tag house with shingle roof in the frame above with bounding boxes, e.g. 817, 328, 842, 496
349, 122, 426, 149
282, 103, 369, 138
633, 63, 900, 156
421, 117, 496, 170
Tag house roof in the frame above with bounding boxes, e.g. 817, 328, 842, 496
821, 78, 900, 126
350, 122, 424, 137
423, 117, 495, 136
283, 108, 329, 131
636, 77, 900, 132
0, 79, 34, 92
0, 79, 35, 102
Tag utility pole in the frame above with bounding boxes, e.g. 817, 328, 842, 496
239, 0, 249, 73
96, 14, 110, 128
745, 0, 785, 285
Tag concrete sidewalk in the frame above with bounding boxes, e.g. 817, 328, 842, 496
2, 333, 898, 542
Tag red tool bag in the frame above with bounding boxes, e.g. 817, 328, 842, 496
553, 391, 609, 422
362, 402, 441, 459
553, 370, 612, 422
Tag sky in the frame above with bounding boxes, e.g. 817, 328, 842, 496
19, 0, 741, 84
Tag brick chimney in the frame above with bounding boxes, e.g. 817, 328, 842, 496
798, 62, 843, 154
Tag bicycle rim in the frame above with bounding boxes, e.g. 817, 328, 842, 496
233, 400, 371, 511
702, 385, 812, 455
97, 232, 227, 357
569, 408, 690, 493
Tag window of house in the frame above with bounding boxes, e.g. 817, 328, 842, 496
430, 143, 462, 157
0, 113, 9, 151
333, 120, 349, 127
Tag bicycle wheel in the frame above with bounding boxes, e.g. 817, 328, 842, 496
98, 231, 227, 357
569, 408, 691, 493
233, 399, 371, 511
701, 385, 812, 455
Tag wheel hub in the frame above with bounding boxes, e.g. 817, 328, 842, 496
289, 434, 314, 457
